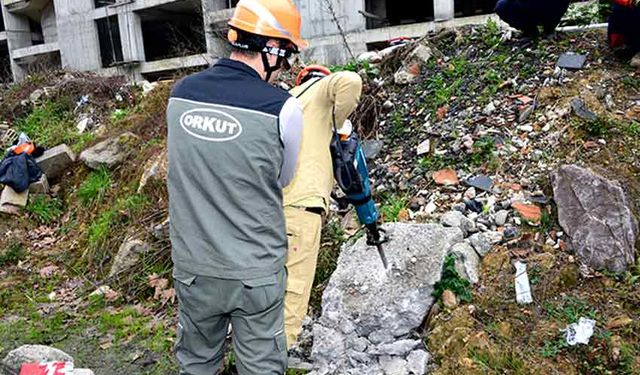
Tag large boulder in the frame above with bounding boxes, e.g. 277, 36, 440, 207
309, 223, 463, 374
2, 345, 72, 375
79, 132, 139, 170
551, 165, 638, 272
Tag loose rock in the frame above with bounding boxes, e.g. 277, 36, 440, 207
80, 132, 140, 170
551, 165, 638, 272
2, 345, 73, 375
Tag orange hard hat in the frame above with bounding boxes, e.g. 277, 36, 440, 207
296, 64, 331, 86
228, 0, 309, 52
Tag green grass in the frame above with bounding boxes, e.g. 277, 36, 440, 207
582, 118, 609, 137
481, 19, 502, 48
0, 241, 26, 267
14, 100, 86, 149
471, 348, 527, 374
541, 336, 570, 358
433, 254, 472, 304
621, 76, 640, 91
468, 136, 497, 167
417, 154, 447, 172
111, 108, 130, 122
543, 296, 598, 324
26, 195, 63, 225
78, 167, 112, 205
380, 194, 408, 222
623, 121, 640, 136
88, 209, 117, 249
116, 194, 149, 216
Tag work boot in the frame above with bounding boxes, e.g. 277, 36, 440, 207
631, 52, 640, 70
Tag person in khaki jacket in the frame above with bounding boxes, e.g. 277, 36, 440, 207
284, 65, 363, 347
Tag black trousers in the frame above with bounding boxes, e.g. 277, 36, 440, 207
495, 0, 571, 36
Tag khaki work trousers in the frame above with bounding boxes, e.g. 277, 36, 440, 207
283, 206, 323, 348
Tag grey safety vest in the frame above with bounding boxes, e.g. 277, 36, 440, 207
167, 59, 290, 279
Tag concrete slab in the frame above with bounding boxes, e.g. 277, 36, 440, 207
29, 174, 50, 194
0, 185, 28, 215
35, 144, 76, 180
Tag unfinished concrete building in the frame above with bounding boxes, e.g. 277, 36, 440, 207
0, 0, 498, 83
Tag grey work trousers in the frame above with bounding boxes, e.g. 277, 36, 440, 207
173, 267, 288, 375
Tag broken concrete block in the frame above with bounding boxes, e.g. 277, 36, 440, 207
29, 174, 50, 194
36, 144, 76, 180
80, 132, 140, 170
137, 150, 168, 194
0, 185, 28, 215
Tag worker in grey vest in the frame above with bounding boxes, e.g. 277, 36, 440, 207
166, 0, 308, 373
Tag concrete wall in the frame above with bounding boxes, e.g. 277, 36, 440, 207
1, 0, 31, 80
53, 0, 102, 72
41, 1, 57, 43
201, 0, 230, 58
293, 0, 365, 39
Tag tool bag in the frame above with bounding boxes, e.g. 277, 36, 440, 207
329, 119, 364, 195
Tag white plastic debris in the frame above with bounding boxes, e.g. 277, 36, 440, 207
514, 261, 533, 304
565, 317, 596, 346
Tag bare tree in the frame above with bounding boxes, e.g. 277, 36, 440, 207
322, 0, 355, 60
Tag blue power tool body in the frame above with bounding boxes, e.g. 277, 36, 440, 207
332, 132, 389, 268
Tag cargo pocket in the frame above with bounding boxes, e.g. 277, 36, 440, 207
285, 277, 306, 314
241, 273, 280, 314
274, 330, 288, 371
173, 268, 197, 287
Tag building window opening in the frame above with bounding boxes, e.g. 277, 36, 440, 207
20, 51, 62, 77
364, 0, 434, 29
29, 19, 44, 46
226, 0, 239, 8
455, 0, 498, 17
139, 0, 206, 62
96, 15, 124, 67
0, 11, 5, 32
0, 44, 10, 83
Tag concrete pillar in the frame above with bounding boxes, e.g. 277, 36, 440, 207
434, 0, 454, 21
202, 0, 230, 58
41, 2, 58, 44
118, 11, 145, 64
1, 1, 31, 81
53, 0, 102, 72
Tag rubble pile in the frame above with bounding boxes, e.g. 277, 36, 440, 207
303, 24, 639, 374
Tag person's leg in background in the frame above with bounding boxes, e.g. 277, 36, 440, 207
283, 206, 323, 348
495, 0, 540, 38
541, 0, 571, 36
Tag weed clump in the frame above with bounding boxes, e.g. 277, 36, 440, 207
433, 254, 472, 304
26, 195, 63, 225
